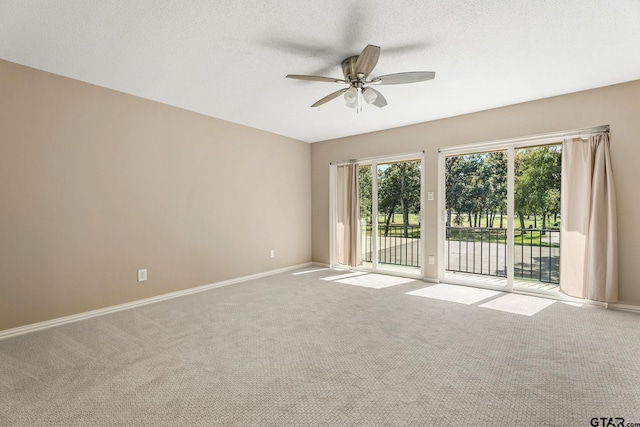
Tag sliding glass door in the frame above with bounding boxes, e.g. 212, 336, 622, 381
513, 145, 562, 290
442, 143, 562, 293
332, 154, 424, 277
444, 150, 509, 284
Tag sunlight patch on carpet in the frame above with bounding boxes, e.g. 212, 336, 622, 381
561, 301, 584, 307
407, 284, 502, 305
479, 293, 556, 316
321, 271, 369, 281
292, 268, 331, 275
335, 273, 416, 289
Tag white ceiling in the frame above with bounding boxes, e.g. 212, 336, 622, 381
2, 1, 640, 143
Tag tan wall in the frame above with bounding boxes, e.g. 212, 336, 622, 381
311, 80, 640, 306
0, 60, 311, 331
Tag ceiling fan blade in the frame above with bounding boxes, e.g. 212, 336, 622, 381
363, 87, 388, 108
354, 44, 380, 77
286, 74, 348, 84
371, 71, 436, 85
311, 88, 349, 107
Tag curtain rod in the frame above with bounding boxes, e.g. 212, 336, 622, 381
330, 150, 425, 166
329, 159, 357, 166
439, 125, 610, 154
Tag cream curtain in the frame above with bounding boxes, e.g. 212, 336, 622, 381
336, 164, 362, 267
560, 133, 618, 302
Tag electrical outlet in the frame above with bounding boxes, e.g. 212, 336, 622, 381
270, 250, 275, 258
428, 256, 435, 265
137, 269, 147, 282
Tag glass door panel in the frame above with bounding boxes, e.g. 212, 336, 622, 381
513, 145, 562, 291
376, 160, 422, 275
358, 165, 374, 269
444, 151, 508, 285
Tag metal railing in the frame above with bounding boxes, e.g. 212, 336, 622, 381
445, 226, 560, 284
363, 223, 420, 267
514, 228, 560, 284
446, 227, 508, 278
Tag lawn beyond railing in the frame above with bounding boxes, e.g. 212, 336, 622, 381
446, 226, 560, 284
360, 224, 560, 282
363, 224, 420, 268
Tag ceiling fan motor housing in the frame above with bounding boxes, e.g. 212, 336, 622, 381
341, 56, 364, 87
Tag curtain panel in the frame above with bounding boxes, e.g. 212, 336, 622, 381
560, 133, 618, 302
336, 164, 362, 267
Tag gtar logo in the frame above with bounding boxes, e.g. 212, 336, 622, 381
590, 418, 625, 427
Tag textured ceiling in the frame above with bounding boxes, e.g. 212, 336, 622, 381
2, 1, 640, 143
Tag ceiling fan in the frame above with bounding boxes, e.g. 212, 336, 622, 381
286, 44, 435, 110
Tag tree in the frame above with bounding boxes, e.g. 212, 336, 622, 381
358, 165, 372, 225
378, 161, 421, 237
514, 146, 562, 231
445, 153, 507, 228
445, 146, 562, 236
514, 151, 531, 230
479, 152, 507, 227
445, 156, 464, 226
485, 152, 507, 227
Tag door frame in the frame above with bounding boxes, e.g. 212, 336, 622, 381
329, 152, 425, 279
438, 138, 563, 293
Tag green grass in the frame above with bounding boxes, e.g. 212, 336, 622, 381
513, 230, 559, 247
447, 229, 559, 247
450, 215, 560, 230
369, 222, 421, 238
375, 213, 420, 225
366, 213, 560, 230
379, 225, 421, 238
361, 213, 560, 246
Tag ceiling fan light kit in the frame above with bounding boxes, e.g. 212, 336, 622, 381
344, 87, 358, 108
286, 44, 435, 111
362, 87, 378, 104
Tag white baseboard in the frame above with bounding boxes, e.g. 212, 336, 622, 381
0, 262, 312, 341
312, 262, 330, 268
608, 302, 640, 313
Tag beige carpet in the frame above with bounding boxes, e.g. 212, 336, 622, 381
1, 267, 639, 426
